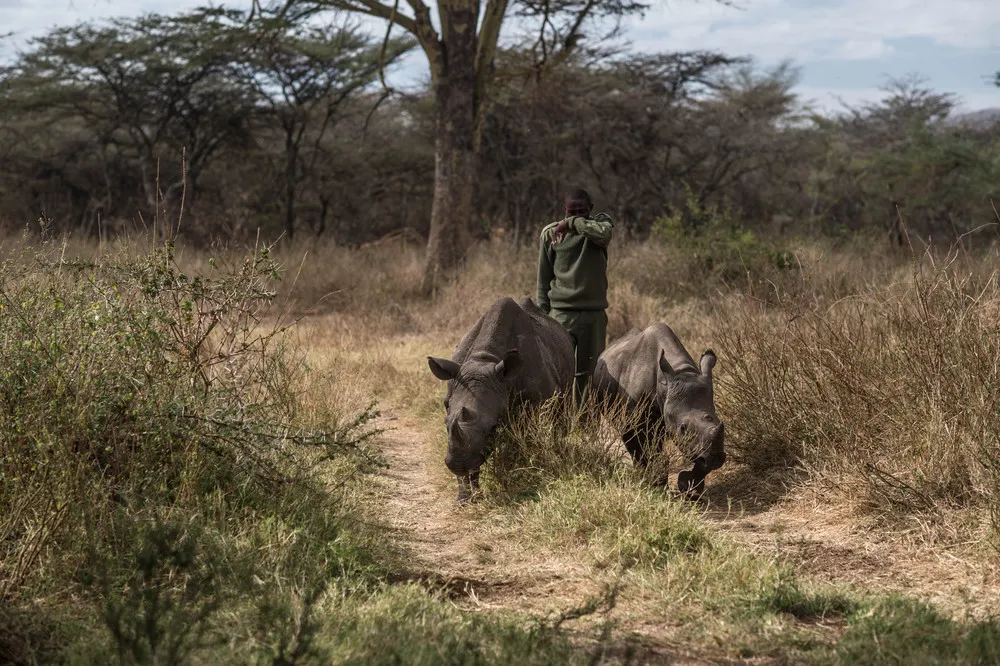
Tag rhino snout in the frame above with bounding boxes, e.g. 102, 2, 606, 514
445, 450, 486, 477
695, 449, 726, 472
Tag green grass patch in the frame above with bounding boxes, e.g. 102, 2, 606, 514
825, 596, 1000, 666
321, 585, 585, 665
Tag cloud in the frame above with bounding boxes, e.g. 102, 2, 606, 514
829, 39, 894, 61
625, 0, 1000, 62
796, 85, 1000, 114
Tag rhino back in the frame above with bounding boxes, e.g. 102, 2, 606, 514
595, 323, 697, 404
515, 297, 574, 399
451, 297, 574, 402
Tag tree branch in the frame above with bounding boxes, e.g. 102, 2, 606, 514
322, 0, 420, 35
377, 0, 402, 94
472, 0, 510, 148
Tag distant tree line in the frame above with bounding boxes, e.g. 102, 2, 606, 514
0, 7, 997, 248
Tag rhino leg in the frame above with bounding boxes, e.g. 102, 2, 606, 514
456, 475, 474, 503
677, 469, 707, 500
455, 471, 482, 504
623, 426, 655, 467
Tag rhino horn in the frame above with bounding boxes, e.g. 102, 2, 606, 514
428, 356, 461, 381
700, 350, 717, 377
495, 348, 522, 378
449, 417, 464, 442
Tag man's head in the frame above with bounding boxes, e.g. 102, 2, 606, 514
564, 188, 593, 218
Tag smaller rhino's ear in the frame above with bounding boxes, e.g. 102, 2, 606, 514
495, 349, 522, 378
658, 350, 675, 379
428, 356, 461, 381
700, 350, 717, 377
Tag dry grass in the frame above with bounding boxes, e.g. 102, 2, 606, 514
716, 248, 1000, 544
271, 233, 1000, 544
10, 229, 1000, 663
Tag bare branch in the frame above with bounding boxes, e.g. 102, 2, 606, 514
377, 0, 402, 95
322, 0, 420, 35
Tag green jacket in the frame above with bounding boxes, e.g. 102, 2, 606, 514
536, 213, 614, 313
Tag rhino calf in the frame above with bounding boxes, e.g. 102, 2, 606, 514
593, 323, 725, 497
427, 297, 574, 502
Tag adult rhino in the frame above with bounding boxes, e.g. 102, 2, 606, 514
427, 296, 574, 502
593, 323, 725, 497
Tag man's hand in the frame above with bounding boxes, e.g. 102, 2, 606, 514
551, 218, 572, 246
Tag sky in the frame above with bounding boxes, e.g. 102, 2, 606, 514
1, 0, 997, 113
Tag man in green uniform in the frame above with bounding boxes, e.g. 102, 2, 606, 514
537, 188, 614, 404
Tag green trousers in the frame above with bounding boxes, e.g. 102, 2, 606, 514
549, 308, 607, 405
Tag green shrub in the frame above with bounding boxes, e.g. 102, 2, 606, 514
829, 596, 1000, 665
652, 188, 794, 285
0, 240, 386, 661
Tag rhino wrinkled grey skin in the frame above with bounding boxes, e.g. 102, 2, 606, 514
593, 323, 725, 498
427, 297, 575, 502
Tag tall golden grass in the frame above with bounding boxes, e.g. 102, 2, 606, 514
264, 233, 1000, 544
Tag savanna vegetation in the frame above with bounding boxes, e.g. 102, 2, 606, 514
4, 229, 1000, 664
2, 1, 1000, 664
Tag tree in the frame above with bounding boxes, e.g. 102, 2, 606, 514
234, 18, 413, 239
6, 9, 257, 233
261, 0, 659, 291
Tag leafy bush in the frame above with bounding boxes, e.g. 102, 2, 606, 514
652, 189, 794, 285
0, 240, 385, 660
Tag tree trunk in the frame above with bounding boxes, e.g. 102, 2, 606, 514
284, 138, 298, 240
420, 2, 479, 295
284, 177, 297, 241
317, 196, 329, 238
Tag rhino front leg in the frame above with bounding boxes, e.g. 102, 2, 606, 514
455, 471, 482, 504
677, 460, 709, 500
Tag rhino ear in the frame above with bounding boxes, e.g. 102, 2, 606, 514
428, 356, 461, 381
658, 350, 675, 380
495, 349, 522, 378
700, 350, 717, 377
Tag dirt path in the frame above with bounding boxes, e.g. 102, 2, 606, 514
372, 409, 999, 663
375, 414, 487, 585
375, 413, 597, 616
707, 497, 1000, 619
373, 413, 768, 665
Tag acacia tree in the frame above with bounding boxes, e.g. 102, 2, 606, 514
7, 9, 256, 231
234, 19, 412, 239
259, 0, 673, 291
